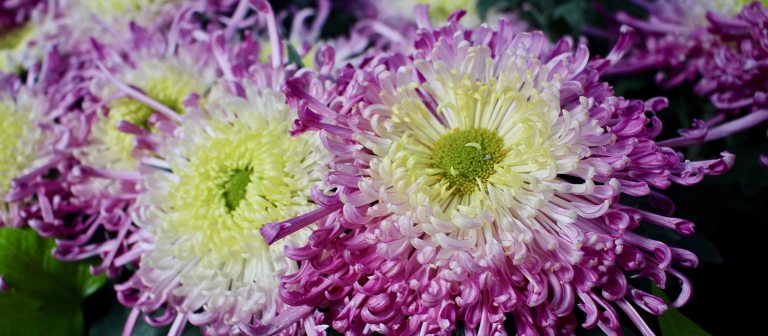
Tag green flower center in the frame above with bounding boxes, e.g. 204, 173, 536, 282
431, 128, 505, 195
222, 168, 253, 212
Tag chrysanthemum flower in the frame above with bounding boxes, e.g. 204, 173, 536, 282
106, 3, 332, 334
263, 16, 733, 335
121, 72, 330, 334
614, 1, 768, 158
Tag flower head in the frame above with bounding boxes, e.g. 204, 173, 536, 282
127, 75, 330, 334
263, 16, 733, 335
107, 4, 333, 333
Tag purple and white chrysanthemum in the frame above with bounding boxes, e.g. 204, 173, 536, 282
112, 3, 332, 334
1, 23, 102, 232
124, 75, 330, 335
119, 29, 332, 336
262, 16, 733, 336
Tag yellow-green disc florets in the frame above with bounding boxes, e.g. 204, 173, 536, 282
432, 128, 505, 195
0, 91, 43, 203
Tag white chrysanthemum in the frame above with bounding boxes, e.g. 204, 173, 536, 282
136, 82, 330, 327
77, 57, 214, 171
0, 89, 45, 224
363, 45, 601, 254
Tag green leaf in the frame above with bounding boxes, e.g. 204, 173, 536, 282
0, 228, 108, 336
652, 287, 711, 336
0, 292, 83, 336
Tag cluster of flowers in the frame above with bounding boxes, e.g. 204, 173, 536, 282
0, 0, 761, 335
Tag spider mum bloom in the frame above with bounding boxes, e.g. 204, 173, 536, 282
263, 16, 733, 336
124, 75, 331, 335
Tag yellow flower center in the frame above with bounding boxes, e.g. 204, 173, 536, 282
166, 107, 324, 259
733, 0, 768, 12
0, 24, 35, 72
431, 128, 505, 195
377, 73, 567, 213
0, 98, 40, 195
